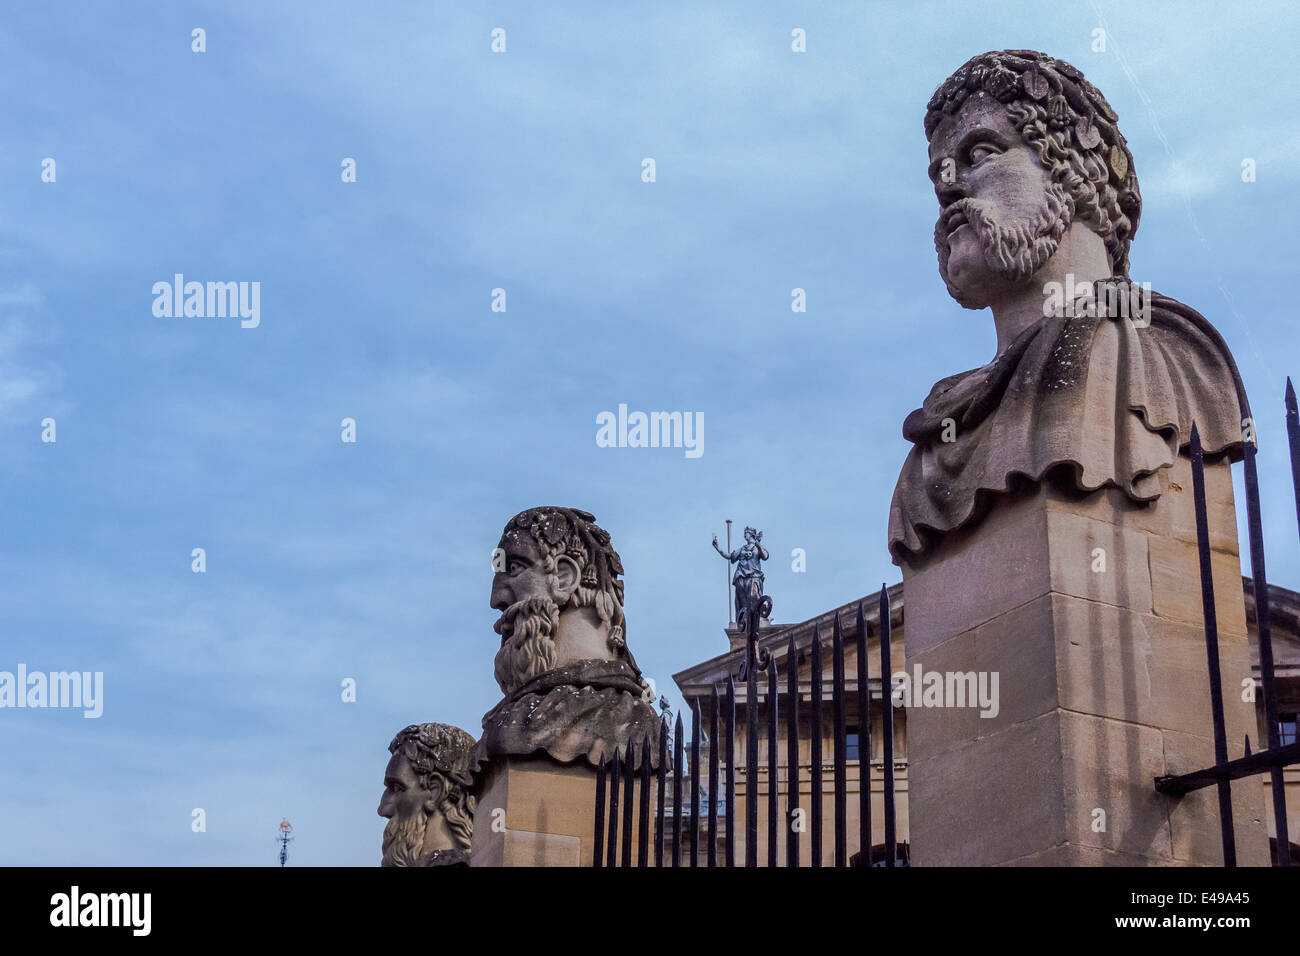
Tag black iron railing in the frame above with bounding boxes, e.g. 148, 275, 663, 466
1154, 378, 1300, 867
593, 585, 903, 867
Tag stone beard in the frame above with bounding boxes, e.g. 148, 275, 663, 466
889, 49, 1249, 566
381, 808, 445, 868
935, 176, 1071, 303
471, 507, 662, 772
380, 799, 473, 868
493, 594, 560, 696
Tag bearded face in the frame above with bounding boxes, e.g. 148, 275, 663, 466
490, 526, 569, 695
935, 180, 1071, 306
929, 94, 1073, 310
492, 594, 560, 695
378, 751, 438, 867
489, 511, 631, 695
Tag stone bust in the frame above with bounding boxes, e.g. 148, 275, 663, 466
469, 506, 661, 771
889, 50, 1249, 566
378, 722, 476, 867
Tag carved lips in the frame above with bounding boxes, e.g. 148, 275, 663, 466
941, 202, 969, 240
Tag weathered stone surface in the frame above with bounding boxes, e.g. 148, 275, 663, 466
904, 498, 1267, 867
378, 723, 476, 867
1046, 482, 1171, 536
913, 591, 1258, 749
469, 507, 661, 866
1139, 614, 1257, 743
890, 49, 1250, 568
1052, 597, 1251, 740
470, 755, 653, 867
1162, 730, 1270, 866
908, 710, 1065, 866
904, 481, 1155, 655
1149, 534, 1248, 634
895, 49, 1263, 868
1057, 710, 1172, 860
902, 487, 1050, 655
999, 844, 1190, 866
906, 596, 1056, 760
470, 659, 662, 772
1166, 457, 1240, 555
908, 701, 1270, 866
904, 500, 1267, 866
1045, 509, 1152, 613
472, 507, 661, 774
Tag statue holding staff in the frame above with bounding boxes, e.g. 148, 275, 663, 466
712, 525, 769, 627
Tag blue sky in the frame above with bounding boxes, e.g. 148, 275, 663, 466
1, 2, 1297, 865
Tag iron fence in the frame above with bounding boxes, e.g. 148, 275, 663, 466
1153, 378, 1300, 866
593, 584, 901, 867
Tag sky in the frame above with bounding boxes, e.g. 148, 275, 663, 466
1, 1, 1297, 865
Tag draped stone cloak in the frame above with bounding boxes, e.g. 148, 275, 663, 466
888, 287, 1249, 566
467, 658, 663, 774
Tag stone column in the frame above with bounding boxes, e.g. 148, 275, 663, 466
470, 755, 654, 867
901, 456, 1269, 866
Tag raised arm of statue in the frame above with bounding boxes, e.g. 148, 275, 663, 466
711, 534, 733, 560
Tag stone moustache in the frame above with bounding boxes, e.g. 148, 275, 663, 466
889, 50, 1250, 566
469, 507, 662, 772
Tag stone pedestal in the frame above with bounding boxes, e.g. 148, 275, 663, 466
470, 755, 654, 866
726, 618, 773, 652
901, 456, 1269, 866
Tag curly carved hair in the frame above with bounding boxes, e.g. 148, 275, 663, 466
924, 50, 1142, 277
503, 506, 629, 654
388, 723, 476, 853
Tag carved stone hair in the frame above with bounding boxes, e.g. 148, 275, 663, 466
924, 49, 1142, 277
503, 506, 628, 653
388, 723, 476, 852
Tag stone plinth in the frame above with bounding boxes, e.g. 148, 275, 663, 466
470, 755, 654, 866
726, 619, 773, 652
901, 456, 1269, 866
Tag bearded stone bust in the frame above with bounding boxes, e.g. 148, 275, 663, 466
889, 50, 1249, 566
469, 506, 661, 772
378, 723, 476, 867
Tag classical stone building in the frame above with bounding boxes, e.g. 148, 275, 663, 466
670, 578, 1300, 866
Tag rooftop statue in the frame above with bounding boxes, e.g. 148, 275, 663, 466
712, 525, 769, 627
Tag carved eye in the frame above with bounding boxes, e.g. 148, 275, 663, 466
969, 143, 1002, 165
508, 559, 527, 573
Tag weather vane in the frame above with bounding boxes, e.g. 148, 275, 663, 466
277, 818, 293, 867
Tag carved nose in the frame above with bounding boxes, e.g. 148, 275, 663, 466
490, 579, 510, 611
936, 184, 965, 209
